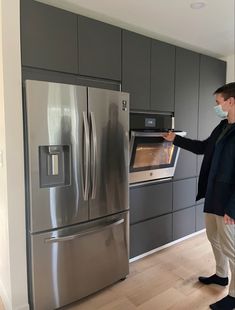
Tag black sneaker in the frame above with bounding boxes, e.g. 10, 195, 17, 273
198, 274, 228, 286
210, 295, 235, 310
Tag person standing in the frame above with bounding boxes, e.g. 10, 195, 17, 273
164, 82, 235, 310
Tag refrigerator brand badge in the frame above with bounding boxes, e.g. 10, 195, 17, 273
122, 100, 127, 111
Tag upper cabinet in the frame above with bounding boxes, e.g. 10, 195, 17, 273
197, 55, 226, 175
20, 1, 227, 119
78, 16, 121, 81
174, 48, 199, 179
198, 55, 226, 140
122, 30, 151, 111
175, 48, 199, 137
20, 0, 78, 74
150, 40, 175, 112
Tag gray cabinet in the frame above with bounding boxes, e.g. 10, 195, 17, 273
122, 30, 151, 111
174, 149, 197, 180
22, 68, 120, 91
173, 178, 196, 211
21, 0, 78, 74
196, 177, 205, 205
197, 55, 226, 174
150, 40, 175, 112
174, 48, 199, 179
198, 55, 226, 140
78, 16, 121, 80
173, 206, 196, 240
196, 204, 205, 231
130, 214, 172, 258
130, 181, 172, 224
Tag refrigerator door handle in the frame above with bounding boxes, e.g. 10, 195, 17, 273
90, 112, 97, 199
83, 111, 90, 201
44, 218, 124, 243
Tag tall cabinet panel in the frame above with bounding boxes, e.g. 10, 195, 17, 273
122, 30, 151, 111
197, 56, 226, 174
198, 56, 226, 140
174, 48, 199, 179
151, 40, 175, 112
78, 16, 121, 80
20, 0, 78, 74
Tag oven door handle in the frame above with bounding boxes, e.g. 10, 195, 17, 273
130, 131, 166, 138
131, 130, 186, 138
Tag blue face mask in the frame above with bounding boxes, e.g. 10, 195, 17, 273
214, 104, 228, 118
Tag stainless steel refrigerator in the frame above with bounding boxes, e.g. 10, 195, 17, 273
23, 80, 129, 310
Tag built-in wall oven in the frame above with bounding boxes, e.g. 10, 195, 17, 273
129, 112, 186, 185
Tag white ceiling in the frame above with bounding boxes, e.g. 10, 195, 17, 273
37, 0, 234, 58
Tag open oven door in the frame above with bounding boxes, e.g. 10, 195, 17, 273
129, 131, 186, 184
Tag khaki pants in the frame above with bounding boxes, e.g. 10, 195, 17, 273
205, 213, 235, 297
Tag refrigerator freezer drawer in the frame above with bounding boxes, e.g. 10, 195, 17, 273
30, 211, 129, 310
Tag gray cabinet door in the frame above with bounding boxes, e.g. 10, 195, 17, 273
173, 206, 196, 240
198, 55, 226, 140
122, 30, 151, 111
174, 48, 199, 179
150, 40, 175, 112
197, 56, 226, 175
130, 214, 172, 258
21, 0, 78, 74
130, 181, 173, 224
22, 68, 120, 91
196, 204, 205, 231
78, 16, 121, 81
173, 178, 197, 211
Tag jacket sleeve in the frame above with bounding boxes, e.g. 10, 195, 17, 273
173, 120, 226, 155
173, 135, 210, 155
173, 120, 227, 155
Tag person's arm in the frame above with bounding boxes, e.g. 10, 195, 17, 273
174, 135, 210, 154
163, 131, 210, 155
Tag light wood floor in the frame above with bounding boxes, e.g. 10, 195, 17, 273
0, 232, 229, 310
65, 232, 227, 310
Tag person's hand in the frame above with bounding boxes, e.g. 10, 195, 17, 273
163, 130, 176, 142
224, 214, 235, 224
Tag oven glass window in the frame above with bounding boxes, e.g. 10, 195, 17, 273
130, 136, 178, 172
134, 142, 174, 168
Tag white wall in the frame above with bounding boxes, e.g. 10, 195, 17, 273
0, 0, 29, 309
0, 1, 11, 307
223, 54, 235, 83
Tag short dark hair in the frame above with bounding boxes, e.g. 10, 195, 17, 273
214, 82, 235, 100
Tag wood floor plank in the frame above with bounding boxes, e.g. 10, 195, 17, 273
137, 287, 185, 310
168, 285, 226, 310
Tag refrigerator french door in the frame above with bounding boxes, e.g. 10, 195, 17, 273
24, 80, 129, 310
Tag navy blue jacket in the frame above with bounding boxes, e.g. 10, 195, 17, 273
174, 119, 235, 219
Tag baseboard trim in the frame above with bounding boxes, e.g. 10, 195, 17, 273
129, 229, 206, 263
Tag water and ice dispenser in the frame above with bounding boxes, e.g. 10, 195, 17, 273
39, 145, 71, 188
